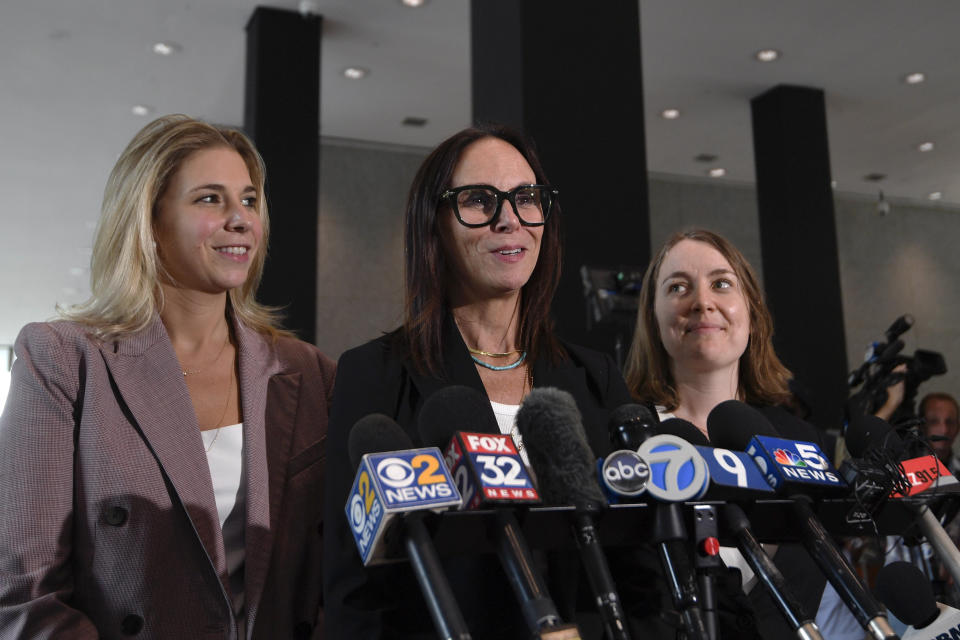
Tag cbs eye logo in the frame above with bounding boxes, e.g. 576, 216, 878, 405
349, 470, 377, 535
376, 457, 416, 488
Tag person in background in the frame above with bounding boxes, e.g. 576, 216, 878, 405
321, 124, 652, 638
625, 228, 828, 639
0, 115, 334, 639
918, 392, 960, 473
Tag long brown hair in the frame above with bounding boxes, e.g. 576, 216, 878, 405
625, 228, 793, 410
401, 124, 564, 375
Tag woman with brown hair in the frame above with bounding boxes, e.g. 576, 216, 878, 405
625, 227, 827, 638
322, 124, 635, 638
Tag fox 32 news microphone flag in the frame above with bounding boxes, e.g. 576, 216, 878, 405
444, 432, 540, 508
347, 447, 461, 566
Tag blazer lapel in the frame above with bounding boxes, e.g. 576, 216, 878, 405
234, 321, 283, 638
533, 355, 610, 456
404, 316, 497, 436
99, 317, 227, 582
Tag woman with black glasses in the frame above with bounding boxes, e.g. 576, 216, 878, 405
322, 124, 642, 638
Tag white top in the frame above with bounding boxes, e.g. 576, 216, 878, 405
489, 400, 529, 467
201, 422, 246, 633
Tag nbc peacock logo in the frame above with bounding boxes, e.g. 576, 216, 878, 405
773, 448, 808, 467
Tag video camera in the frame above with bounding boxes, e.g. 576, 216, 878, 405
847, 314, 947, 424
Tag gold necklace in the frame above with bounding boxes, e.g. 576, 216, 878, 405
203, 360, 235, 451
182, 330, 231, 377
467, 346, 523, 358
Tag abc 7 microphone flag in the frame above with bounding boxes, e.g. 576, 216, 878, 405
346, 447, 461, 565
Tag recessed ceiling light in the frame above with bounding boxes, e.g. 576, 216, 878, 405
152, 42, 181, 56
661, 108, 680, 120
831, 180, 837, 188
918, 141, 935, 152
904, 72, 926, 85
400, 0, 427, 6
131, 105, 153, 117
68, 267, 86, 277
928, 191, 942, 201
754, 49, 780, 62
343, 67, 369, 80
707, 168, 726, 178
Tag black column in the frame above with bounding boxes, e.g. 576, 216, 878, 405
244, 7, 321, 343
751, 85, 847, 429
471, 0, 650, 357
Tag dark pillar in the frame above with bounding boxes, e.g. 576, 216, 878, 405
471, 0, 650, 358
751, 85, 847, 429
244, 7, 321, 343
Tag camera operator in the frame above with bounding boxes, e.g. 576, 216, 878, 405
873, 364, 907, 423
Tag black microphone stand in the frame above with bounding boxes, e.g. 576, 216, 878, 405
403, 514, 473, 640
690, 505, 721, 640
653, 503, 708, 640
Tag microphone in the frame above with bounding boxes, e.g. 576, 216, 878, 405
875, 561, 960, 639
417, 386, 581, 639
661, 416, 823, 640
516, 387, 632, 640
346, 414, 470, 640
660, 418, 775, 501
605, 406, 709, 640
707, 401, 898, 640
845, 416, 960, 592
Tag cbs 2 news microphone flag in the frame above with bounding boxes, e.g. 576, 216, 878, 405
347, 446, 461, 566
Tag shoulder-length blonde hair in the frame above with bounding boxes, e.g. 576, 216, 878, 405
624, 228, 793, 410
61, 114, 284, 339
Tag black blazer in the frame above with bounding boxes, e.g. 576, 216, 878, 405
322, 321, 633, 639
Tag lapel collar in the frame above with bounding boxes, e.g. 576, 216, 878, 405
233, 319, 283, 637
99, 316, 227, 581
531, 353, 588, 401
533, 347, 611, 456
404, 315, 495, 434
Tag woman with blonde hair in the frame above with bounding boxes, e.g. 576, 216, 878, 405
0, 114, 334, 639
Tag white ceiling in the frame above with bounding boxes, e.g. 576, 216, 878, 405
2, 0, 959, 345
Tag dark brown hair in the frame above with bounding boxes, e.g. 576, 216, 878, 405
400, 124, 564, 375
624, 228, 793, 410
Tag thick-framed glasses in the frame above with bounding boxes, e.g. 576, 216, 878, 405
440, 184, 558, 228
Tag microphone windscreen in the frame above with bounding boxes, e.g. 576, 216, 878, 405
417, 385, 498, 448
348, 413, 414, 469
659, 417, 709, 446
516, 387, 606, 508
608, 403, 657, 449
875, 561, 939, 628
707, 400, 779, 451
845, 414, 903, 458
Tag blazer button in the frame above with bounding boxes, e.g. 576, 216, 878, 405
121, 614, 143, 635
294, 621, 312, 639
106, 506, 128, 526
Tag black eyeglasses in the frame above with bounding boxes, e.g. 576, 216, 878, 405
440, 184, 558, 228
